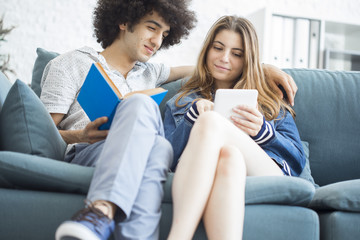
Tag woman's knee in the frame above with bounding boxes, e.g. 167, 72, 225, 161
191, 111, 225, 138
217, 145, 246, 177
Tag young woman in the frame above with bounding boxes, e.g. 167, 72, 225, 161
164, 16, 306, 240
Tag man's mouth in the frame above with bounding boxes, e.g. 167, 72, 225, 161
144, 45, 154, 55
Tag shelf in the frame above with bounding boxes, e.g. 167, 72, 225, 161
247, 8, 360, 71
324, 49, 360, 71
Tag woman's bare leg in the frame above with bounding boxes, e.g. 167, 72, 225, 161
167, 111, 282, 240
167, 115, 228, 240
196, 112, 283, 176
203, 146, 246, 240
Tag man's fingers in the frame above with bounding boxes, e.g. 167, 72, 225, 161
92, 117, 108, 128
282, 76, 296, 106
269, 81, 284, 99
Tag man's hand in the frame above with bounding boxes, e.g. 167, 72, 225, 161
262, 64, 298, 106
51, 113, 109, 144
81, 117, 109, 144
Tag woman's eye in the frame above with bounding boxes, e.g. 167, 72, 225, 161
213, 46, 222, 51
233, 52, 243, 57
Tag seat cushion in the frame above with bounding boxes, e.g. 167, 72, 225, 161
309, 179, 360, 212
163, 173, 315, 207
0, 151, 93, 194
0, 80, 66, 160
31, 48, 59, 97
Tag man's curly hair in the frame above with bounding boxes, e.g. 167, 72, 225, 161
93, 0, 197, 49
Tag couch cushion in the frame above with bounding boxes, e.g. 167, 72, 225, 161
0, 71, 12, 112
298, 141, 318, 187
318, 211, 360, 240
0, 151, 93, 194
0, 188, 89, 240
285, 69, 360, 186
0, 80, 66, 160
163, 173, 315, 207
31, 48, 59, 97
309, 180, 360, 212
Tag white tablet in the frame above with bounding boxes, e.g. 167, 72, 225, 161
214, 89, 258, 120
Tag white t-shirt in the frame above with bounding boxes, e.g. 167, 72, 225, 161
41, 46, 170, 131
40, 46, 170, 152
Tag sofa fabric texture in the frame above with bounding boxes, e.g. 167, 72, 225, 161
0, 80, 66, 160
310, 180, 360, 211
31, 47, 59, 97
285, 69, 360, 186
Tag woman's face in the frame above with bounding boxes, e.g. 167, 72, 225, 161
206, 29, 244, 89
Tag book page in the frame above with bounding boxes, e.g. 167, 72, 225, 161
95, 62, 123, 99
123, 87, 166, 99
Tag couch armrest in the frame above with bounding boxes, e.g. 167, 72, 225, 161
0, 151, 93, 194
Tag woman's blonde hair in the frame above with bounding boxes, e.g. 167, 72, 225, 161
176, 16, 295, 120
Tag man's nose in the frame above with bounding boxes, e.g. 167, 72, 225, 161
151, 33, 163, 50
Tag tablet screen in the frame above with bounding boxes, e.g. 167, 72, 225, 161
214, 89, 258, 120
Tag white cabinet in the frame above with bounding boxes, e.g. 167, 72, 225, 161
247, 8, 360, 71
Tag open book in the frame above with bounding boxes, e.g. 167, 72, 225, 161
77, 62, 168, 130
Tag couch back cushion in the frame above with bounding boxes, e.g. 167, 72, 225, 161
31, 48, 59, 97
0, 80, 66, 160
285, 69, 360, 186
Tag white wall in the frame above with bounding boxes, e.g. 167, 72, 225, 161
1, 0, 360, 84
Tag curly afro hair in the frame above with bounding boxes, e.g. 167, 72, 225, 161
93, 0, 197, 49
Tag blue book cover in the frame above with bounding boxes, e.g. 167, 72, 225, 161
77, 63, 168, 130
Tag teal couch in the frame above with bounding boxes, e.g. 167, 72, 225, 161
0, 48, 358, 240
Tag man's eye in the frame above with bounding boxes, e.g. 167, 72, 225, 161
148, 26, 155, 31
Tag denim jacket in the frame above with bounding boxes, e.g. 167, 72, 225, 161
163, 91, 306, 176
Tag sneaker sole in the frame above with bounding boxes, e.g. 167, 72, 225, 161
55, 221, 101, 240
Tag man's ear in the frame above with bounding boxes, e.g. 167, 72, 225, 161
119, 23, 127, 31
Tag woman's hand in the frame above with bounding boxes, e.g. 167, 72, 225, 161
195, 99, 214, 115
230, 104, 264, 137
81, 117, 109, 144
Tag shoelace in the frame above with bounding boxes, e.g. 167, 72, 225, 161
71, 200, 112, 235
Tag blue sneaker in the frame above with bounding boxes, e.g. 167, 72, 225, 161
55, 201, 115, 240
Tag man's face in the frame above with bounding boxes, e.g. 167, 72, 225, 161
120, 11, 170, 63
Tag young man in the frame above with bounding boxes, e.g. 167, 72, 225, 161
42, 1, 196, 240
41, 1, 297, 240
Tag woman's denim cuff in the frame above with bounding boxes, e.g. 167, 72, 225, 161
184, 101, 199, 125
251, 116, 275, 145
